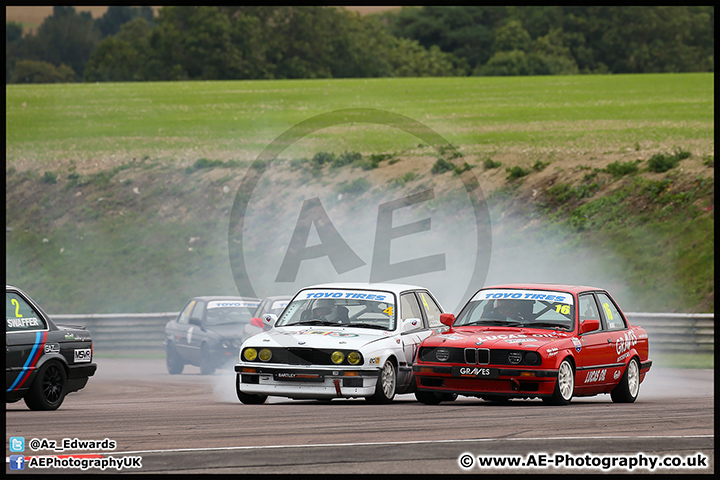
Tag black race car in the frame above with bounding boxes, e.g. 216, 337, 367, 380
164, 296, 261, 375
6, 285, 97, 410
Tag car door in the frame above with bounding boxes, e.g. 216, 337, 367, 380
416, 290, 445, 336
6, 290, 49, 392
596, 291, 636, 369
576, 292, 620, 391
170, 300, 196, 361
398, 292, 427, 387
185, 300, 207, 364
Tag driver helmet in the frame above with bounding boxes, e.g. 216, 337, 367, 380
313, 299, 335, 316
495, 298, 521, 313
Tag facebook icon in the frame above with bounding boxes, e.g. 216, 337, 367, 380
9, 455, 25, 470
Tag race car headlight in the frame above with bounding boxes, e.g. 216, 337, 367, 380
347, 351, 361, 365
243, 348, 257, 361
331, 351, 345, 364
259, 348, 272, 362
435, 348, 450, 362
508, 352, 522, 364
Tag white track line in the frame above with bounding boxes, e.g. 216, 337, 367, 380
106, 434, 714, 456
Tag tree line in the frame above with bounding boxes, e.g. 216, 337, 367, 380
6, 6, 714, 84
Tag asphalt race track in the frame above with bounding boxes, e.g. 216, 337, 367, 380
6, 358, 714, 474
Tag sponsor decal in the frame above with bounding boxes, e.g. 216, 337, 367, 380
44, 343, 60, 354
454, 366, 498, 378
186, 327, 194, 344
369, 357, 380, 364
208, 300, 260, 309
7, 317, 41, 329
613, 370, 621, 380
274, 329, 360, 337
477, 332, 564, 342
584, 368, 606, 383
74, 349, 92, 363
474, 289, 574, 305
300, 290, 391, 303
615, 330, 638, 355
616, 352, 630, 362
572, 337, 582, 353
546, 347, 559, 357
64, 333, 75, 340
274, 372, 324, 382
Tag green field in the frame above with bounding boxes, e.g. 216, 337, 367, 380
5, 73, 714, 327
6, 74, 714, 165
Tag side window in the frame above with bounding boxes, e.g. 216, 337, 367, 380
191, 301, 205, 321
399, 293, 423, 327
596, 293, 627, 331
418, 291, 443, 328
177, 300, 197, 325
578, 294, 604, 330
6, 292, 47, 332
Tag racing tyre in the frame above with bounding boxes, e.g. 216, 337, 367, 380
166, 343, 184, 375
546, 358, 574, 405
235, 374, 267, 405
24, 361, 67, 411
199, 343, 215, 375
415, 391, 458, 404
367, 360, 396, 404
610, 357, 640, 403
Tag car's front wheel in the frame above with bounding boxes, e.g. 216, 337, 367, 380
24, 361, 67, 411
199, 343, 215, 375
545, 358, 574, 405
367, 360, 397, 404
611, 357, 640, 403
166, 343, 184, 375
235, 374, 267, 405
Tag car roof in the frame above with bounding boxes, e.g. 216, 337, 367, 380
299, 282, 431, 295
191, 296, 260, 302
479, 283, 604, 294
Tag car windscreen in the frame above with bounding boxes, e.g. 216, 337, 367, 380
454, 289, 574, 330
276, 289, 397, 331
204, 300, 258, 326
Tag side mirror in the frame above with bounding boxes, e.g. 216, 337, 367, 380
189, 317, 204, 330
440, 313, 455, 328
579, 318, 600, 334
401, 317, 422, 333
263, 314, 278, 329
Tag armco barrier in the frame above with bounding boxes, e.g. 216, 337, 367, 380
49, 312, 714, 354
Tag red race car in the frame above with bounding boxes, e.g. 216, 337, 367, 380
413, 284, 652, 405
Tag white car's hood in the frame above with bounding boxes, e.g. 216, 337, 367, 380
244, 325, 392, 350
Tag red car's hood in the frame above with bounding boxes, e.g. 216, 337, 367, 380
426, 327, 571, 350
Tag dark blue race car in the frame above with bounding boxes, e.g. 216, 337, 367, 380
165, 296, 261, 375
6, 285, 97, 410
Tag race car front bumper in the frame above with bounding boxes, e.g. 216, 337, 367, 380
235, 364, 380, 399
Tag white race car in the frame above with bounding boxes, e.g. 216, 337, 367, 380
234, 283, 447, 404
